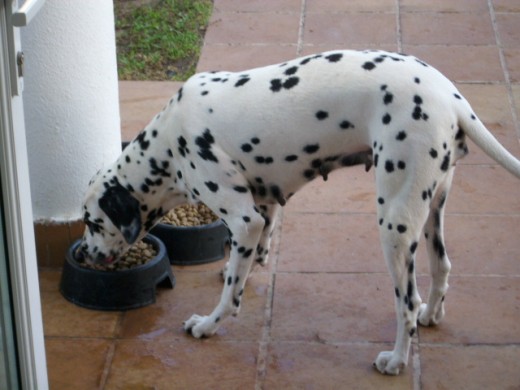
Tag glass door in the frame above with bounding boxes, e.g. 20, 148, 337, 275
0, 0, 48, 389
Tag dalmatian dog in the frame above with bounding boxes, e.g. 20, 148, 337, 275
79, 50, 520, 375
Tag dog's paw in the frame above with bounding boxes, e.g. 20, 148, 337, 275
418, 303, 445, 327
373, 351, 405, 375
183, 314, 218, 339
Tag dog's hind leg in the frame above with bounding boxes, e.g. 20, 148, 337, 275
373, 171, 429, 375
254, 204, 281, 267
418, 167, 455, 326
184, 186, 265, 338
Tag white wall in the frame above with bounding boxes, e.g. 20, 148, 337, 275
22, 0, 121, 221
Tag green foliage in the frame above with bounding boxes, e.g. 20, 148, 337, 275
114, 0, 212, 81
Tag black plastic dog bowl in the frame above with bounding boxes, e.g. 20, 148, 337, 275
60, 234, 175, 311
150, 219, 229, 265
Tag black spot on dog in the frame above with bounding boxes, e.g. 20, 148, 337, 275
316, 110, 329, 120
454, 93, 462, 100
382, 113, 392, 124
325, 53, 343, 62
233, 185, 248, 193
270, 79, 282, 92
285, 66, 298, 75
134, 131, 150, 151
235, 77, 250, 87
378, 197, 385, 205
362, 61, 376, 71
433, 233, 445, 258
396, 131, 407, 141
410, 242, 418, 254
440, 152, 451, 171
205, 181, 219, 192
241, 143, 253, 152
285, 155, 298, 162
397, 224, 407, 233
283, 77, 299, 89
303, 144, 320, 154
385, 160, 395, 173
196, 129, 218, 163
429, 148, 438, 158
339, 120, 354, 130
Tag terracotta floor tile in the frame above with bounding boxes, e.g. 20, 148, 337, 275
38, 268, 61, 292
285, 166, 377, 214
204, 11, 301, 45
278, 213, 388, 274
119, 270, 269, 342
118, 81, 182, 141
447, 164, 520, 215
45, 338, 113, 390
401, 13, 495, 45
300, 43, 399, 55
271, 273, 398, 343
42, 289, 122, 338
401, 45, 504, 83
442, 215, 520, 276
493, 0, 520, 12
264, 342, 414, 389
455, 84, 519, 164
306, 0, 397, 12
197, 43, 299, 73
495, 13, 520, 47
105, 339, 258, 389
401, 0, 490, 12
420, 345, 520, 390
504, 48, 520, 83
512, 85, 520, 122
213, 0, 302, 12
417, 276, 520, 344
303, 13, 397, 45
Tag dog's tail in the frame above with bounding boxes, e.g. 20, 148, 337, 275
458, 107, 520, 179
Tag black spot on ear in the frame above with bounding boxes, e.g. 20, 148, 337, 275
98, 182, 142, 244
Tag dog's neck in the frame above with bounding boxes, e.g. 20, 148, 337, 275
112, 127, 189, 231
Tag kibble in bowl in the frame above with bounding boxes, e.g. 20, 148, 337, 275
160, 203, 219, 227
61, 234, 175, 311
79, 240, 157, 271
151, 203, 229, 265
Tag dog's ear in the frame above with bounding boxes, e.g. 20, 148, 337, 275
98, 182, 142, 244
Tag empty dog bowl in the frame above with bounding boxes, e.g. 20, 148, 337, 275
151, 219, 229, 265
60, 234, 175, 311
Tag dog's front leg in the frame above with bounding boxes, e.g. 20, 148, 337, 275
184, 211, 265, 338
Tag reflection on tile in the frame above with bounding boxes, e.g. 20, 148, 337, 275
105, 339, 258, 389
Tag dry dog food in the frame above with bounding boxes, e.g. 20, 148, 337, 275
161, 203, 219, 227
79, 240, 157, 271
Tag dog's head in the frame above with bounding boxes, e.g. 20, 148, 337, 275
77, 174, 143, 265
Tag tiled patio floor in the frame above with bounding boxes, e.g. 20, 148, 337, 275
41, 0, 520, 388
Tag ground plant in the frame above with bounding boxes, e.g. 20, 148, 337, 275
114, 0, 213, 81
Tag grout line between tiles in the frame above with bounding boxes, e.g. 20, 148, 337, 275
296, 0, 307, 56
396, 0, 403, 53
487, 0, 520, 140
98, 341, 116, 390
254, 212, 283, 389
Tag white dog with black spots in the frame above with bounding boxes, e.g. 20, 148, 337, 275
78, 50, 520, 375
